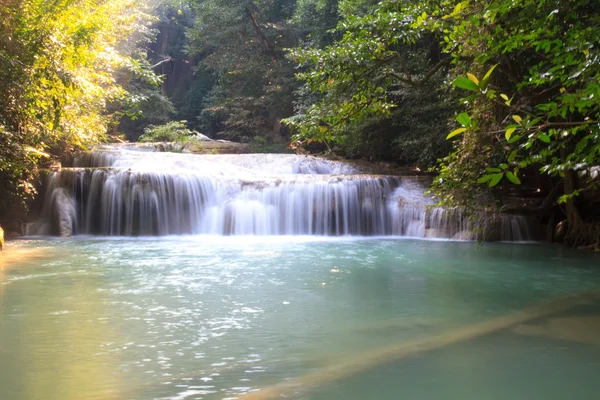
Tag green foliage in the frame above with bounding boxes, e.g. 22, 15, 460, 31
290, 0, 340, 46
283, 0, 455, 166
430, 0, 600, 215
139, 120, 198, 142
249, 135, 290, 153
330, 75, 454, 165
186, 0, 307, 141
0, 0, 157, 223
119, 86, 175, 141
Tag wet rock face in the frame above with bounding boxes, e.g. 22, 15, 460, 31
424, 228, 438, 238
452, 230, 474, 241
50, 188, 75, 237
482, 215, 502, 242
27, 147, 541, 240
554, 220, 568, 243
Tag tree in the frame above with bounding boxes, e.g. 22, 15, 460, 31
0, 0, 157, 231
187, 0, 309, 142
428, 0, 600, 246
284, 0, 600, 246
283, 0, 455, 165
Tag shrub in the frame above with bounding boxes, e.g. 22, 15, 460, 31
138, 121, 198, 143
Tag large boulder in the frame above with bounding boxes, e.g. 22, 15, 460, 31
554, 220, 568, 243
194, 133, 212, 141
481, 214, 502, 242
50, 188, 76, 237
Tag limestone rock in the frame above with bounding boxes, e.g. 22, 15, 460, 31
194, 133, 212, 141
51, 188, 76, 237
424, 228, 439, 238
481, 215, 502, 242
452, 230, 474, 240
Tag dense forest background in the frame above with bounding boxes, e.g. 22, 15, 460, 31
1, 0, 599, 247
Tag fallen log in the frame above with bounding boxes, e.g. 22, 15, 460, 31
240, 291, 600, 399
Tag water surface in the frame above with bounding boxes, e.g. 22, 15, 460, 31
1, 238, 599, 399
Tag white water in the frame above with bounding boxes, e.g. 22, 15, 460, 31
27, 148, 539, 239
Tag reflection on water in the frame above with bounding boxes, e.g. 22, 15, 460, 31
1, 243, 123, 400
0, 245, 52, 274
1, 237, 600, 399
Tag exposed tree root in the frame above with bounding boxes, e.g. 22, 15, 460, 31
566, 221, 600, 250
240, 292, 600, 399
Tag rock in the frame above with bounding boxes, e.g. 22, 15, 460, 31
193, 133, 212, 141
452, 230, 474, 240
424, 228, 439, 238
406, 220, 425, 237
482, 215, 502, 242
51, 188, 76, 237
554, 220, 568, 243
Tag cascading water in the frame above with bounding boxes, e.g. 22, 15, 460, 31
27, 146, 539, 240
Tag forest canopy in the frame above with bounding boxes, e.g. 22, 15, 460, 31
1, 0, 599, 246
0, 0, 158, 219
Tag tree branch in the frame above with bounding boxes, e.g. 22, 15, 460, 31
387, 56, 451, 88
246, 0, 275, 55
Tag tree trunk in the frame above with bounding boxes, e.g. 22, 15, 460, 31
563, 169, 584, 246
160, 29, 169, 96
111, 71, 131, 136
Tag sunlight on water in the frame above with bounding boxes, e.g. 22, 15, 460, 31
1, 238, 599, 399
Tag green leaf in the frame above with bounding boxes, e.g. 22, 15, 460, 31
508, 134, 522, 144
499, 163, 508, 170
456, 112, 471, 127
477, 175, 493, 184
454, 77, 480, 91
480, 64, 497, 89
500, 94, 509, 101
512, 115, 522, 123
446, 127, 467, 139
505, 171, 521, 185
538, 133, 551, 143
508, 150, 518, 162
486, 167, 501, 173
488, 173, 504, 187
505, 127, 516, 141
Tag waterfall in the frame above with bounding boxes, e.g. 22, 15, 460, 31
27, 147, 539, 240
